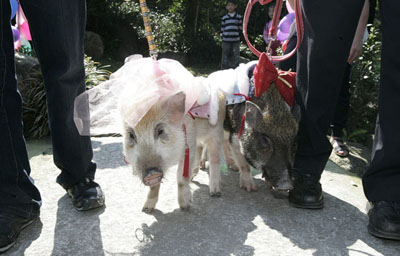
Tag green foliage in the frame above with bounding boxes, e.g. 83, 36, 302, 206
86, 0, 273, 63
85, 56, 112, 89
22, 56, 111, 138
22, 69, 48, 138
347, 24, 381, 145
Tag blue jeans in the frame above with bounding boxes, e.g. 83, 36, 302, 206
0, 0, 95, 218
221, 41, 239, 70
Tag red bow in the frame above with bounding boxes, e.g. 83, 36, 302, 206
253, 52, 296, 107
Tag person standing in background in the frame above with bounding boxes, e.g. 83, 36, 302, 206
263, 3, 281, 56
220, 0, 242, 69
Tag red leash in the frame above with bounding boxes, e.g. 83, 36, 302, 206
182, 124, 190, 178
243, 0, 304, 62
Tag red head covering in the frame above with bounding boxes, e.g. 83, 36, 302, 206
253, 52, 296, 107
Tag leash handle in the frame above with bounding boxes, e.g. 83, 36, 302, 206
139, 0, 158, 59
243, 0, 304, 62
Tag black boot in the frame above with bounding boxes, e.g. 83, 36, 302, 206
67, 178, 105, 211
288, 169, 324, 209
0, 212, 38, 253
368, 201, 400, 240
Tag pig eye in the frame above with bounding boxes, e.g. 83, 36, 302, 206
127, 129, 136, 144
261, 135, 272, 149
155, 123, 168, 141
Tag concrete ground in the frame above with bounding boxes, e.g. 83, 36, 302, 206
4, 136, 400, 256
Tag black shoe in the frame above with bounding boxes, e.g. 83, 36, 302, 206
0, 213, 37, 253
368, 201, 400, 240
288, 170, 324, 209
67, 178, 105, 211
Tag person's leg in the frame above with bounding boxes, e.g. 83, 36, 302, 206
331, 63, 351, 138
362, 0, 400, 240
0, 0, 41, 217
330, 63, 351, 157
221, 41, 230, 69
19, 0, 104, 210
231, 41, 240, 68
0, 1, 40, 253
289, 0, 364, 208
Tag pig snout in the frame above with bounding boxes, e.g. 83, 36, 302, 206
264, 167, 293, 194
270, 174, 293, 199
271, 177, 293, 192
143, 167, 163, 187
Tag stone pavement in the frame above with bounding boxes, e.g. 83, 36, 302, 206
4, 137, 400, 256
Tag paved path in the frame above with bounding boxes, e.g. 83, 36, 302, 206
4, 137, 400, 256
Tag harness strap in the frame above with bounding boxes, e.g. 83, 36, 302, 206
268, 0, 283, 44
238, 112, 246, 139
243, 0, 304, 62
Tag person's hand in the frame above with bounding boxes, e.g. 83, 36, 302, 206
348, 34, 363, 64
348, 0, 369, 64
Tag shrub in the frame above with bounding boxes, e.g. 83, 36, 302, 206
347, 24, 381, 145
22, 56, 111, 138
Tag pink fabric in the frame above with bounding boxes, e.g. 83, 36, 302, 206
18, 6, 32, 40
188, 100, 211, 120
117, 57, 202, 129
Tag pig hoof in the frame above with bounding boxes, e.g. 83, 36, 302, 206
240, 184, 257, 192
210, 191, 222, 197
228, 165, 239, 172
180, 205, 191, 211
142, 207, 155, 213
200, 160, 207, 170
226, 160, 239, 172
191, 169, 199, 181
240, 174, 257, 192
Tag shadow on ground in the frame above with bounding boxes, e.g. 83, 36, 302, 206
130, 171, 399, 256
51, 195, 105, 255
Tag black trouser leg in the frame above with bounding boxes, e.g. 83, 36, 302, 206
0, 0, 41, 218
362, 0, 400, 202
294, 0, 364, 174
19, 0, 96, 189
331, 63, 351, 138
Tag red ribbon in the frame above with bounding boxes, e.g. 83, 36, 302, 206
253, 52, 296, 107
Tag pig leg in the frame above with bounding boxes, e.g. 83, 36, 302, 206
191, 144, 203, 180
200, 145, 208, 170
230, 138, 257, 192
177, 136, 196, 210
142, 184, 161, 213
177, 159, 192, 210
207, 139, 222, 197
223, 138, 239, 171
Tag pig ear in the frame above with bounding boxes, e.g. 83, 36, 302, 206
292, 104, 301, 123
163, 91, 186, 126
245, 101, 263, 129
